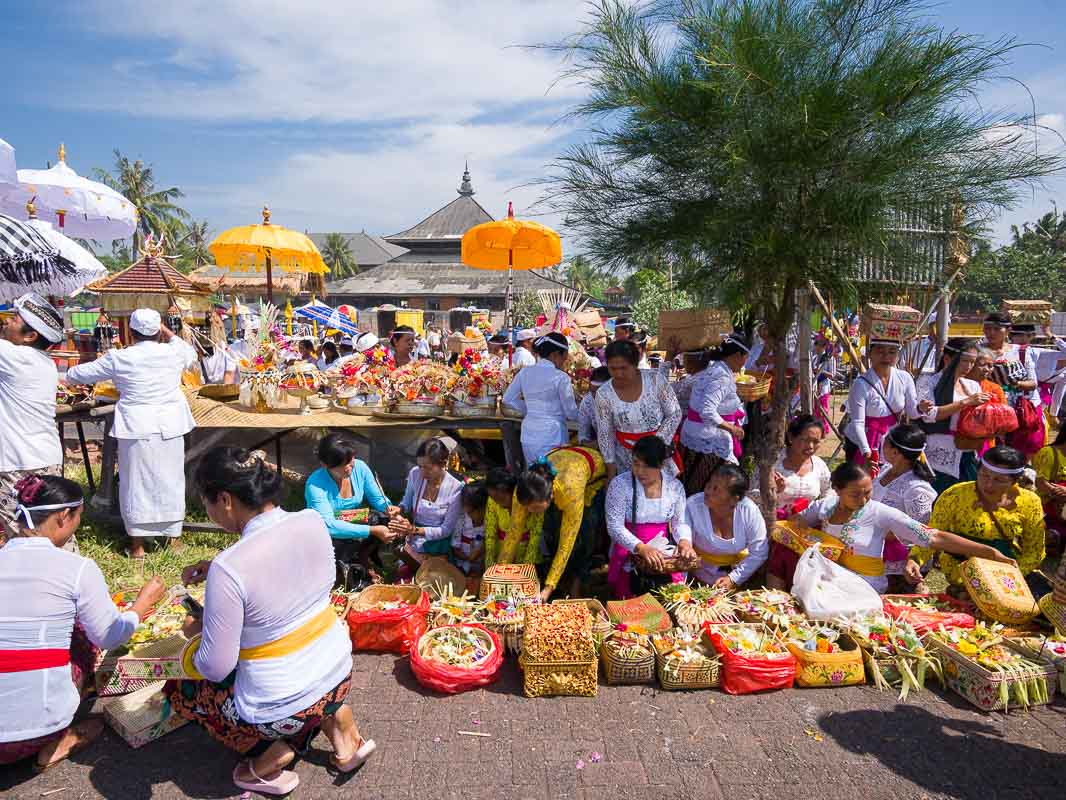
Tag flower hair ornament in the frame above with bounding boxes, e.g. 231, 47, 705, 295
236, 450, 268, 469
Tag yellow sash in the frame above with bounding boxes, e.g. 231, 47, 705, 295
839, 551, 885, 577
180, 607, 337, 679
696, 547, 749, 567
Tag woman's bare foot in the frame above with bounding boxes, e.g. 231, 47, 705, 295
35, 718, 104, 771
128, 536, 146, 560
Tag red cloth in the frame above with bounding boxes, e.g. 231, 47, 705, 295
614, 430, 683, 473
0, 648, 70, 673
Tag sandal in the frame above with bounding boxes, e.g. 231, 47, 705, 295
34, 718, 104, 773
331, 737, 376, 773
232, 760, 300, 796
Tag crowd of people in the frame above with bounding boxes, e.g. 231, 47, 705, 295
2, 293, 1066, 794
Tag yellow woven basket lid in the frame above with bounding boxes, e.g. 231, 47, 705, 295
1038, 593, 1066, 636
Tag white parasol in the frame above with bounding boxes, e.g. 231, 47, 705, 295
0, 144, 137, 241
0, 212, 79, 303
22, 204, 107, 295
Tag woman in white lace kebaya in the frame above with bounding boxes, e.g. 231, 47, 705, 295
596, 340, 682, 483
680, 335, 750, 495
605, 437, 695, 598
871, 424, 938, 590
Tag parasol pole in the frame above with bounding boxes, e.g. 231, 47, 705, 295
507, 247, 514, 368
265, 251, 274, 304
231, 296, 238, 339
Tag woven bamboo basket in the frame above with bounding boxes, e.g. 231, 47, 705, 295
479, 563, 540, 599
657, 308, 732, 353
518, 653, 598, 698
961, 558, 1040, 625
929, 638, 1056, 712
653, 631, 722, 690
787, 635, 865, 688
415, 557, 468, 600
735, 372, 772, 402
103, 681, 189, 748
481, 614, 525, 655
416, 625, 497, 661
111, 634, 194, 689
601, 637, 655, 685
351, 583, 424, 611
197, 383, 240, 401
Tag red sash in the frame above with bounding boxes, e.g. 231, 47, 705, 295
550, 445, 599, 475
614, 431, 683, 474
0, 648, 71, 673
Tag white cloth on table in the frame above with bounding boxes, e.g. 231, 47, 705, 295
916, 372, 982, 478
596, 370, 682, 472
194, 508, 352, 723
511, 347, 536, 369
843, 368, 920, 456
680, 360, 741, 462
0, 537, 139, 742
686, 494, 768, 586
605, 470, 691, 554
577, 393, 597, 442
502, 358, 578, 464
799, 497, 933, 593
117, 434, 186, 537
0, 339, 62, 472
66, 338, 198, 440
399, 466, 464, 552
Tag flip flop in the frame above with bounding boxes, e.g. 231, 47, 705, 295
232, 760, 300, 796
331, 738, 376, 773
34, 718, 104, 773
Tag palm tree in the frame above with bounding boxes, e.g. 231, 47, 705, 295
94, 149, 189, 253
564, 254, 605, 298
176, 220, 212, 270
321, 233, 358, 279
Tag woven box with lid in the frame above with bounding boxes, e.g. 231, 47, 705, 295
479, 563, 539, 600
861, 304, 921, 342
961, 558, 1039, 625
103, 681, 189, 748
1002, 300, 1052, 326
658, 309, 732, 353
520, 603, 598, 697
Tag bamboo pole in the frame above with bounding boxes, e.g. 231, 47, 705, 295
808, 281, 865, 374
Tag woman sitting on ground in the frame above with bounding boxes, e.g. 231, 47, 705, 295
389, 438, 464, 569
0, 476, 166, 770
304, 433, 402, 582
771, 414, 833, 518
170, 447, 371, 796
871, 424, 939, 592
499, 444, 606, 601
605, 436, 696, 599
910, 445, 1046, 592
482, 468, 544, 570
687, 464, 769, 590
785, 461, 1016, 594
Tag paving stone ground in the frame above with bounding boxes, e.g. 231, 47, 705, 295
3, 651, 1063, 800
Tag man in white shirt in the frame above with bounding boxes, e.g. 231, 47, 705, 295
0, 294, 65, 541
200, 344, 239, 384
512, 329, 538, 369
66, 309, 198, 559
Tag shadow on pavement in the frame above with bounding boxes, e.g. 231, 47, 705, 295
820, 705, 1059, 797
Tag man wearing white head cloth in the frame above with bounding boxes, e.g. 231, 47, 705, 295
0, 294, 65, 542
66, 308, 198, 559
512, 329, 538, 369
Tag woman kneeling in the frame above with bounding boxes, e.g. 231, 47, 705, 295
170, 447, 372, 796
605, 436, 696, 599
688, 464, 768, 590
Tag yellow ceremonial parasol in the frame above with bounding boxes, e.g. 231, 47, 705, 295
209, 206, 328, 303
461, 201, 561, 344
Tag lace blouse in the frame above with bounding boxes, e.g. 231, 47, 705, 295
680, 361, 743, 460
595, 371, 682, 471
605, 471, 691, 553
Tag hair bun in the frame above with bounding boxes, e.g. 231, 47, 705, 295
13, 475, 44, 503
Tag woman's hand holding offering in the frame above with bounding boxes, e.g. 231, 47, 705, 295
131, 575, 167, 621
713, 575, 735, 591
635, 543, 666, 573
181, 560, 212, 586
677, 539, 698, 567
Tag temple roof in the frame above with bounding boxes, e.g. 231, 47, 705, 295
386, 166, 494, 242
326, 261, 561, 298
306, 231, 409, 268
87, 253, 214, 295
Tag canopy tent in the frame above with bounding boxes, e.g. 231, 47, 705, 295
294, 300, 359, 336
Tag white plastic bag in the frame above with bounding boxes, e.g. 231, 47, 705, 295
792, 545, 882, 621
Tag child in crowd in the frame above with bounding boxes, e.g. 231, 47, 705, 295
578, 366, 611, 444
451, 482, 488, 576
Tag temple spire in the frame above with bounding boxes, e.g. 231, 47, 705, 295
458, 162, 475, 196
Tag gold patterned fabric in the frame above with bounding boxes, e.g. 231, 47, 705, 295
913, 481, 1046, 585
500, 446, 605, 589
483, 499, 544, 569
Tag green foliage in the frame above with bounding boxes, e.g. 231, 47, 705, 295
956, 210, 1066, 312
629, 269, 695, 333
511, 291, 544, 328
173, 220, 213, 273
93, 150, 189, 253
564, 254, 609, 299
320, 233, 359, 279
541, 0, 1063, 513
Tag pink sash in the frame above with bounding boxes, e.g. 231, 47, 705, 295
687, 408, 745, 459
607, 521, 685, 599
850, 413, 895, 467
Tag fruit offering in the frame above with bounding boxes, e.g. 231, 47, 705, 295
785, 621, 842, 653
836, 613, 940, 700
656, 582, 737, 628
420, 626, 495, 667
711, 623, 790, 658
734, 589, 801, 628
934, 624, 1051, 709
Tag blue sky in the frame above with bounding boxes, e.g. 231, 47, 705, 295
2, 0, 1064, 250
